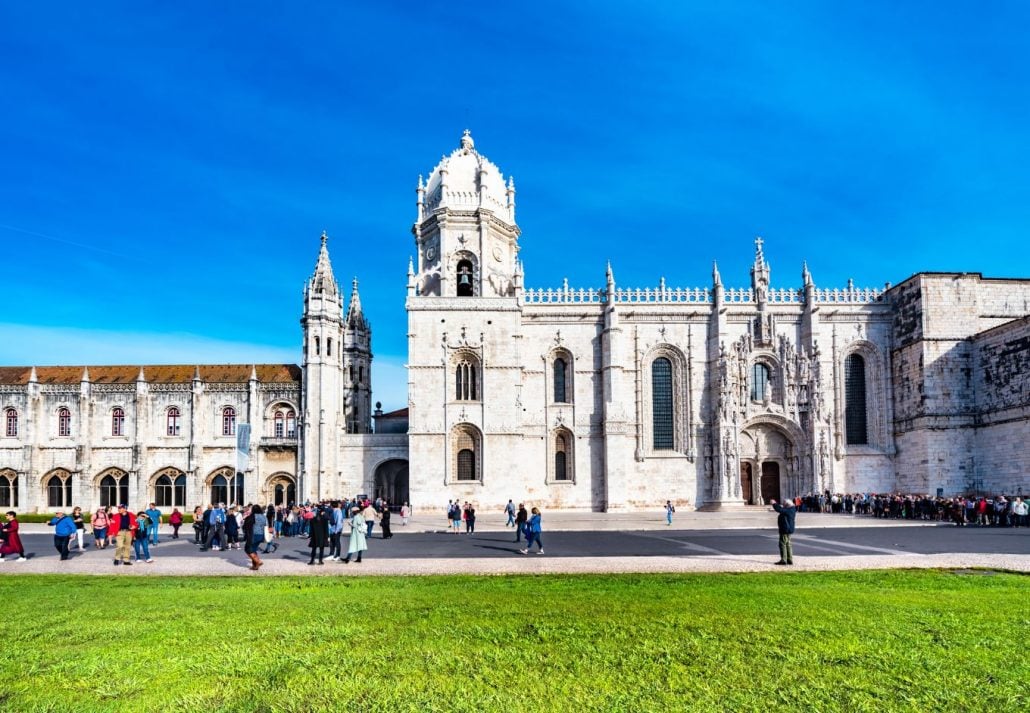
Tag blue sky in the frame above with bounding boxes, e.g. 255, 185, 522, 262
2, 2, 1028, 410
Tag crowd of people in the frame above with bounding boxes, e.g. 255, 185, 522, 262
797, 491, 1029, 527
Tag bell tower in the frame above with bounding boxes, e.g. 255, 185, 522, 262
412, 130, 521, 297
300, 231, 344, 500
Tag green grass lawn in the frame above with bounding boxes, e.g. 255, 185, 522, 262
0, 570, 1026, 712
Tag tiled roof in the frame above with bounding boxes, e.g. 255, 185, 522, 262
375, 407, 409, 419
0, 364, 301, 385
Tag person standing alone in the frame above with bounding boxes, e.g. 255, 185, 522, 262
665, 500, 675, 526
769, 499, 796, 566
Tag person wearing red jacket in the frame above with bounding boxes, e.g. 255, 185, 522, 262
106, 504, 138, 566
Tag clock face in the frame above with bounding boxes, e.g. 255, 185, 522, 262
492, 245, 503, 262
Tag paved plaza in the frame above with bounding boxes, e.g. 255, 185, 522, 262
4, 510, 1028, 576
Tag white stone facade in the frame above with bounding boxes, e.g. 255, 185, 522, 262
2, 131, 1028, 512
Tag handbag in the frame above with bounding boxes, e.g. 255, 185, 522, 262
264, 527, 274, 544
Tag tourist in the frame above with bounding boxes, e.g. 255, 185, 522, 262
1013, 497, 1028, 528
169, 508, 183, 539
224, 506, 241, 550
381, 502, 393, 539
192, 506, 205, 544
107, 504, 137, 566
520, 507, 543, 555
362, 500, 377, 539
71, 506, 86, 551
464, 503, 476, 534
514, 503, 528, 543
770, 498, 796, 566
451, 501, 462, 534
0, 511, 27, 562
242, 504, 266, 571
342, 506, 367, 564
665, 500, 675, 526
327, 501, 343, 560
307, 506, 329, 565
202, 502, 226, 551
133, 511, 154, 563
400, 502, 410, 526
47, 509, 76, 561
504, 499, 515, 527
90, 506, 109, 549
146, 503, 162, 544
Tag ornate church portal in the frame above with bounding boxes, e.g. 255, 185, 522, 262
738, 423, 797, 505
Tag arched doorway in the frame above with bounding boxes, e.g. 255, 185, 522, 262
266, 473, 297, 507
373, 459, 409, 507
738, 420, 801, 505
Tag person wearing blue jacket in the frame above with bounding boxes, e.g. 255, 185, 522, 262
520, 507, 544, 555
48, 509, 77, 561
770, 499, 797, 566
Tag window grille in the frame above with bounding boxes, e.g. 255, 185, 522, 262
58, 408, 71, 437
112, 407, 125, 437
222, 407, 236, 436
274, 411, 284, 438
167, 407, 181, 437
845, 354, 868, 445
455, 361, 478, 400
652, 358, 674, 449
4, 409, 16, 437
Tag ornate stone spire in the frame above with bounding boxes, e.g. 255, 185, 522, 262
249, 364, 258, 382
460, 128, 475, 151
136, 366, 146, 382
346, 277, 368, 330
29, 366, 38, 383
802, 260, 812, 286
606, 261, 615, 285
310, 231, 339, 297
81, 366, 90, 382
712, 260, 722, 287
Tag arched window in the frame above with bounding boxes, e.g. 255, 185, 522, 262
210, 469, 244, 506
58, 407, 71, 437
452, 425, 481, 482
154, 469, 186, 508
286, 410, 297, 438
274, 410, 284, 438
456, 259, 474, 297
314, 336, 320, 356
845, 354, 868, 445
99, 470, 129, 508
554, 431, 571, 481
455, 357, 479, 401
167, 407, 181, 437
0, 470, 18, 507
651, 358, 674, 450
553, 358, 568, 403
45, 469, 73, 508
222, 407, 236, 437
4, 408, 16, 437
750, 363, 771, 402
327, 338, 332, 357
111, 407, 125, 437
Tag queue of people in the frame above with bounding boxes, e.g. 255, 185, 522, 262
799, 491, 1029, 527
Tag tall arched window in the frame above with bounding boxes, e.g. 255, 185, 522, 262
46, 469, 73, 508
456, 259, 474, 297
750, 363, 771, 402
0, 470, 18, 507
327, 338, 332, 357
99, 469, 129, 507
111, 407, 125, 437
314, 336, 320, 356
554, 431, 572, 481
58, 407, 71, 437
452, 425, 481, 481
286, 410, 297, 438
553, 358, 568, 403
845, 354, 868, 445
651, 358, 674, 450
4, 408, 16, 437
167, 407, 181, 437
222, 407, 236, 437
455, 357, 479, 401
274, 411, 284, 437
